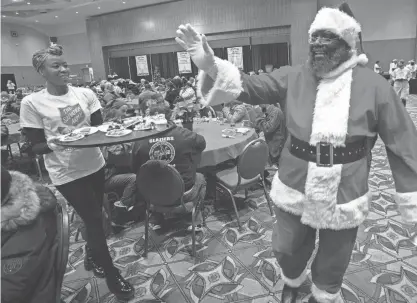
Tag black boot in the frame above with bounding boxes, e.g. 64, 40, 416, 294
84, 245, 105, 278
106, 268, 135, 301
308, 295, 318, 303
281, 284, 299, 303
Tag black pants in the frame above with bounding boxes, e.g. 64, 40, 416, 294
55, 168, 115, 273
272, 207, 358, 301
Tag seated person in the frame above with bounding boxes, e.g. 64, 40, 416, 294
179, 79, 197, 105
165, 79, 180, 109
131, 104, 207, 229
103, 101, 131, 121
222, 100, 250, 124
100, 107, 140, 225
1, 167, 58, 303
102, 82, 117, 104
255, 104, 286, 165
200, 106, 216, 118
102, 144, 140, 226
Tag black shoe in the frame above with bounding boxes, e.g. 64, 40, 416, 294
281, 284, 299, 303
84, 245, 106, 278
308, 295, 318, 303
106, 269, 135, 301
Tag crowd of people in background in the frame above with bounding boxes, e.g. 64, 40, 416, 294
373, 59, 416, 106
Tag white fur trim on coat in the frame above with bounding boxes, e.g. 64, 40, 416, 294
281, 267, 308, 288
197, 57, 243, 107
270, 172, 371, 230
1, 171, 40, 231
311, 284, 343, 303
395, 191, 417, 223
270, 173, 304, 216
309, 7, 361, 50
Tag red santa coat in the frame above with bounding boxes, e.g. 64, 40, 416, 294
197, 55, 417, 230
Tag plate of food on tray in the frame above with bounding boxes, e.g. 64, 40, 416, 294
73, 126, 98, 135
59, 132, 85, 142
98, 123, 124, 132
134, 124, 153, 131
105, 129, 132, 137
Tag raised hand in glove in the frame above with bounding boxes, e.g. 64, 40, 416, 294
175, 24, 216, 73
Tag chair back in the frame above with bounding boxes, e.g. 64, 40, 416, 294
237, 139, 269, 180
137, 160, 184, 207
55, 200, 70, 303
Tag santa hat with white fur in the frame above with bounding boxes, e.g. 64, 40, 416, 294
309, 2, 363, 52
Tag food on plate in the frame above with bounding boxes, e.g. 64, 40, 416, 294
73, 126, 97, 135
105, 129, 132, 137
60, 132, 84, 141
134, 123, 152, 131
108, 124, 123, 131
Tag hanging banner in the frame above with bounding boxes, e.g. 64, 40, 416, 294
177, 52, 192, 74
135, 55, 149, 76
227, 47, 243, 69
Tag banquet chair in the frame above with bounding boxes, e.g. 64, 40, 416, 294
137, 160, 205, 259
214, 138, 274, 229
55, 200, 70, 303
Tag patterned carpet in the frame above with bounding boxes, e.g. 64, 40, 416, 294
58, 96, 417, 303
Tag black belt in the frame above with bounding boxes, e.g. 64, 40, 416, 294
290, 135, 367, 167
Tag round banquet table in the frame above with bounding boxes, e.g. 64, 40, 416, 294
193, 121, 257, 168
56, 122, 176, 148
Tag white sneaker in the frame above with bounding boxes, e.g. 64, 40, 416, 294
114, 201, 134, 211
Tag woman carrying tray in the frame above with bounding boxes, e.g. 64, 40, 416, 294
19, 45, 134, 301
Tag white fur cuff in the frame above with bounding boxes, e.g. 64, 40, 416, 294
197, 57, 243, 107
270, 173, 304, 216
395, 191, 417, 223
311, 284, 343, 303
281, 267, 308, 288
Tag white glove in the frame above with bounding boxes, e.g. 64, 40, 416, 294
175, 24, 216, 73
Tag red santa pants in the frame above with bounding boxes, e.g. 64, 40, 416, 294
272, 207, 358, 303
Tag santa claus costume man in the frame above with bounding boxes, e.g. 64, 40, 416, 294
175, 3, 417, 303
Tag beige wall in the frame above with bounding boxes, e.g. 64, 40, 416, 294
1, 22, 50, 67
87, 0, 306, 79
93, 0, 292, 46
1, 22, 92, 86
58, 33, 92, 65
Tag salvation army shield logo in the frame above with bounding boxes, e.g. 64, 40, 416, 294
3, 258, 23, 275
58, 104, 85, 126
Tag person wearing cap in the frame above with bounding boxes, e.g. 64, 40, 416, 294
373, 60, 382, 74
392, 59, 412, 107
1, 167, 58, 302
407, 60, 416, 79
389, 59, 398, 85
175, 2, 417, 303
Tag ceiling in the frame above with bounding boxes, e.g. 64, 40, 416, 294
1, 0, 177, 33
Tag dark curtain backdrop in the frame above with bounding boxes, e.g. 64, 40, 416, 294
109, 57, 130, 79
150, 53, 180, 79
128, 56, 152, 82
110, 42, 288, 81
213, 48, 227, 60
251, 43, 288, 72
242, 45, 252, 73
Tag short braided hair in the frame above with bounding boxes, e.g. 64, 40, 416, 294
32, 44, 64, 73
